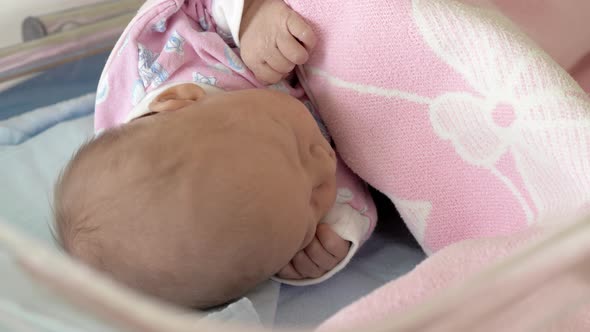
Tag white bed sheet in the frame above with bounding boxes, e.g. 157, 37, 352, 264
0, 112, 425, 330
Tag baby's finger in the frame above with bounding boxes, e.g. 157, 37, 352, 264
286, 11, 317, 51
265, 49, 296, 74
252, 63, 283, 84
277, 34, 309, 65
316, 224, 350, 261
277, 263, 303, 280
292, 250, 324, 279
304, 236, 339, 271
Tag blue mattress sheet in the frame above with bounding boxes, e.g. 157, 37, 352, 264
0, 52, 109, 120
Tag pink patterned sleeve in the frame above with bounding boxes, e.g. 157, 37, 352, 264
94, 0, 260, 132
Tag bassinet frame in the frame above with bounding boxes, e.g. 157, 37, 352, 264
1, 1, 589, 330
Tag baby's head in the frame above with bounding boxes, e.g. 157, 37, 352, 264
53, 85, 337, 309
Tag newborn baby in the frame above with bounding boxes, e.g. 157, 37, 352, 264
53, 0, 376, 309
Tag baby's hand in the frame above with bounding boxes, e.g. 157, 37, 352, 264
239, 0, 317, 84
277, 224, 350, 280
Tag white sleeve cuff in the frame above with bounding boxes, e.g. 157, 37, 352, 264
211, 0, 245, 47
272, 203, 370, 286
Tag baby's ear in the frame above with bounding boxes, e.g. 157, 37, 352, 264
149, 83, 206, 113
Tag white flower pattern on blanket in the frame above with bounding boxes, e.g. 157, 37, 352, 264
292, 0, 590, 252
414, 0, 590, 224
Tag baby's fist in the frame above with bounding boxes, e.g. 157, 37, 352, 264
239, 0, 316, 84
277, 224, 350, 280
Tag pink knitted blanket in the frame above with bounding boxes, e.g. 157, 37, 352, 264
286, 0, 590, 254
317, 222, 590, 331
